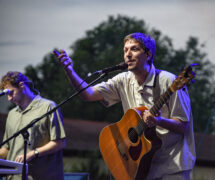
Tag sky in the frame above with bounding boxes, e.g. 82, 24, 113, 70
0, 0, 215, 80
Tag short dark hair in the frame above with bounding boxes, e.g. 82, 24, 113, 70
124, 32, 156, 65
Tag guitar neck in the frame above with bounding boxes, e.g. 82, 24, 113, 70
149, 88, 173, 116
136, 88, 173, 135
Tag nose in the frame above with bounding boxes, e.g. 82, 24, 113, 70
125, 49, 132, 58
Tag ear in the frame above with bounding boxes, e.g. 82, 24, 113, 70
19, 82, 25, 89
147, 51, 152, 60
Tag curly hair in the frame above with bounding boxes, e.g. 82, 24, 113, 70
0, 71, 30, 90
124, 32, 156, 65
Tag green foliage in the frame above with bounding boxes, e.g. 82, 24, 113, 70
71, 15, 147, 75
183, 37, 215, 132
24, 52, 76, 117
24, 15, 215, 133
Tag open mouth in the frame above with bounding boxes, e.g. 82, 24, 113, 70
127, 60, 135, 66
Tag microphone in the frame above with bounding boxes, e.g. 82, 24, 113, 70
88, 62, 128, 77
0, 89, 11, 97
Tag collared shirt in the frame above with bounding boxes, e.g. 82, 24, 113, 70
3, 95, 66, 180
94, 64, 196, 178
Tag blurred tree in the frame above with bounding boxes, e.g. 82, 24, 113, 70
24, 15, 215, 133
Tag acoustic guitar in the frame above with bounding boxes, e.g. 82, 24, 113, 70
99, 64, 197, 180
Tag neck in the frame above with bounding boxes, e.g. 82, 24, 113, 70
19, 92, 36, 110
133, 65, 151, 85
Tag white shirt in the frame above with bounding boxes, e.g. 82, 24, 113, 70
94, 64, 196, 178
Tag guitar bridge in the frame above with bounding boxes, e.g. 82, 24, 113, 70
117, 140, 129, 161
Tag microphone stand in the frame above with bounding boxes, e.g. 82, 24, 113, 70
22, 131, 29, 180
0, 73, 108, 180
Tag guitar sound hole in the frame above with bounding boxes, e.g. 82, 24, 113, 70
128, 128, 138, 143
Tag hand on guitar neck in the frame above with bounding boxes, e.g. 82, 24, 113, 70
143, 110, 161, 128
143, 109, 188, 134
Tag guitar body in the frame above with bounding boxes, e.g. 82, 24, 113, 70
99, 106, 162, 180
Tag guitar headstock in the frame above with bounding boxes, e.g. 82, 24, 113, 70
170, 64, 198, 92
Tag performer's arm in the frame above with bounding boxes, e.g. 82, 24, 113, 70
54, 49, 103, 102
15, 138, 66, 163
143, 111, 189, 134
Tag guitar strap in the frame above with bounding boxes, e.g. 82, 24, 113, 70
153, 69, 161, 103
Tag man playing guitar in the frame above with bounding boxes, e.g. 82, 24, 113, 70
54, 32, 196, 180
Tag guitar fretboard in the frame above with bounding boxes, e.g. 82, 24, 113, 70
150, 88, 173, 116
